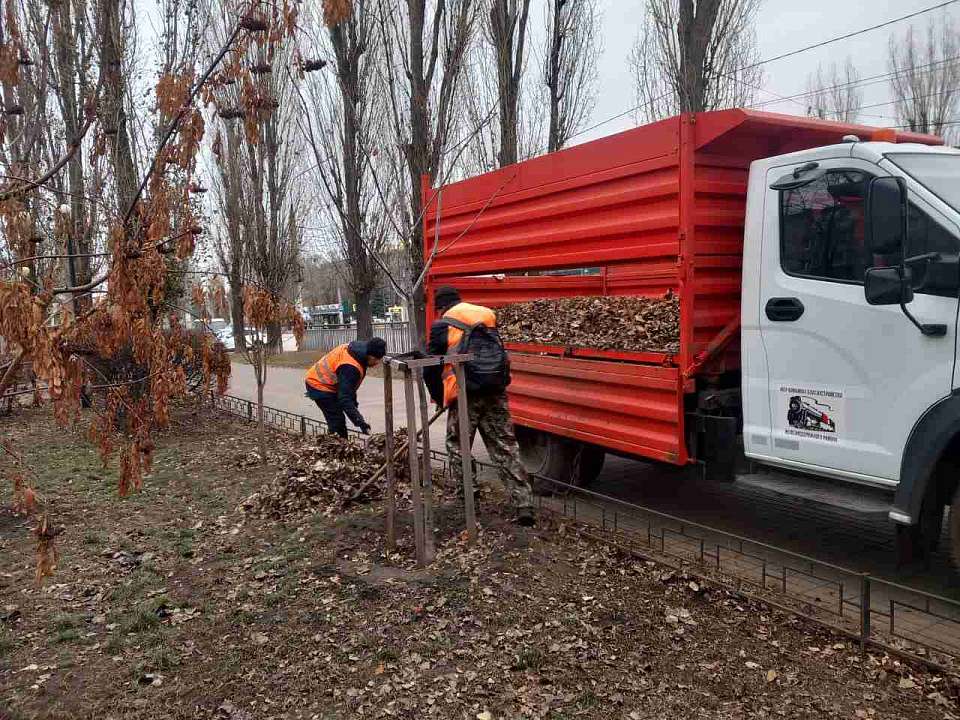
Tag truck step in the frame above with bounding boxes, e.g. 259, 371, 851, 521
736, 471, 893, 516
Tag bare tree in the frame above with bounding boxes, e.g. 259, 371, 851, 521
96, 0, 138, 213
377, 0, 479, 338
487, 0, 530, 167
888, 18, 960, 142
296, 0, 387, 339
630, 0, 761, 123
211, 121, 252, 349
542, 0, 601, 152
804, 58, 862, 123
208, 2, 303, 352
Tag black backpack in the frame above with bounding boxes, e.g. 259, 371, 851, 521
443, 318, 511, 394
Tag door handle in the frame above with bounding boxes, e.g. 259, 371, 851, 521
765, 297, 805, 322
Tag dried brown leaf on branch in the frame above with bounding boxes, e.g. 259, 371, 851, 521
11, 474, 38, 516
496, 294, 680, 354
155, 73, 192, 121
322, 0, 352, 26
210, 276, 229, 317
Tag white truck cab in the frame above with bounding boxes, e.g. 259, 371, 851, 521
741, 139, 960, 561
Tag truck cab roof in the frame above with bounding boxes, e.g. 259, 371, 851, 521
756, 140, 960, 174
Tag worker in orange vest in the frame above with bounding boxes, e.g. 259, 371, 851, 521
423, 286, 534, 526
305, 338, 386, 437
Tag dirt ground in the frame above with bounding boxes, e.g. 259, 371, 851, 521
1, 405, 959, 720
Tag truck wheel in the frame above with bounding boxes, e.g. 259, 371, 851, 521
949, 487, 960, 570
899, 494, 946, 567
517, 428, 604, 492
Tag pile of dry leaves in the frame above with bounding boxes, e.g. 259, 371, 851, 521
496, 293, 680, 354
240, 432, 412, 518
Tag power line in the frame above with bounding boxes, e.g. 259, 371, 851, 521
743, 0, 960, 71
572, 1, 960, 143
748, 55, 960, 110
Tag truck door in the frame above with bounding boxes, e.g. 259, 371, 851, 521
757, 159, 959, 483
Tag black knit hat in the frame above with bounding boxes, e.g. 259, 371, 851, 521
367, 337, 387, 358
434, 285, 461, 311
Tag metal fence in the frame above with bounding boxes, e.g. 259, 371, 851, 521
301, 322, 413, 354
206, 392, 960, 672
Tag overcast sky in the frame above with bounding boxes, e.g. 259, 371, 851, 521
574, 0, 960, 144
134, 0, 960, 146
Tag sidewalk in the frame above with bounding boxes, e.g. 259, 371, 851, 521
227, 361, 485, 462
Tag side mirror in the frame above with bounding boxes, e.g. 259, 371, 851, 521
865, 176, 908, 255
865, 266, 914, 306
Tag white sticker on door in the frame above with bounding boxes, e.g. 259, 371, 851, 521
778, 385, 844, 443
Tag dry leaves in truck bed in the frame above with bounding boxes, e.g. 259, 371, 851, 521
496, 293, 680, 354
240, 431, 422, 518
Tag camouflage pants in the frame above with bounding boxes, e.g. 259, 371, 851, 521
446, 392, 533, 510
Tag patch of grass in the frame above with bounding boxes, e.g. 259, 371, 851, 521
55, 628, 81, 644
83, 530, 108, 546
119, 609, 160, 634
109, 571, 160, 604
104, 633, 125, 655
282, 542, 308, 563
52, 613, 82, 631
131, 635, 180, 675
0, 705, 28, 720
147, 644, 180, 671
0, 630, 15, 656
575, 691, 601, 709
512, 648, 546, 671
231, 609, 257, 626
376, 647, 399, 662
176, 528, 196, 558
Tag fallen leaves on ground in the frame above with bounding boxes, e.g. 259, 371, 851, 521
240, 430, 432, 518
1, 405, 958, 720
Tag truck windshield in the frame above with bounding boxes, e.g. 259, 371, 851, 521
888, 153, 960, 213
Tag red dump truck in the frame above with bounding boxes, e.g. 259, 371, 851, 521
424, 109, 960, 563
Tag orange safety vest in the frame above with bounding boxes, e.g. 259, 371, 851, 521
305, 344, 366, 393
441, 302, 497, 407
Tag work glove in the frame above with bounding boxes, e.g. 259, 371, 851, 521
359, 422, 371, 435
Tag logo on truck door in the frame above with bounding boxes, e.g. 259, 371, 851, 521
779, 386, 844, 443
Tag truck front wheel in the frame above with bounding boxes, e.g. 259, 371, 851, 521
898, 494, 946, 567
949, 487, 960, 570
516, 427, 605, 492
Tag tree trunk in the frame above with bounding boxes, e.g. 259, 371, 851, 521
677, 0, 721, 114
267, 321, 282, 352
490, 0, 530, 167
229, 270, 246, 351
355, 293, 373, 340
546, 0, 563, 153
330, 19, 376, 349
53, 0, 92, 306
97, 0, 138, 215
257, 372, 266, 464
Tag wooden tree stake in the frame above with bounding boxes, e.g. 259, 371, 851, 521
415, 368, 436, 562
383, 363, 396, 550
454, 364, 477, 544
403, 368, 426, 565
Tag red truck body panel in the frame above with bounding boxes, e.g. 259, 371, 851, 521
423, 109, 942, 465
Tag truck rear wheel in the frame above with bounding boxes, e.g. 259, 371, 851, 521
949, 487, 960, 570
517, 427, 605, 492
